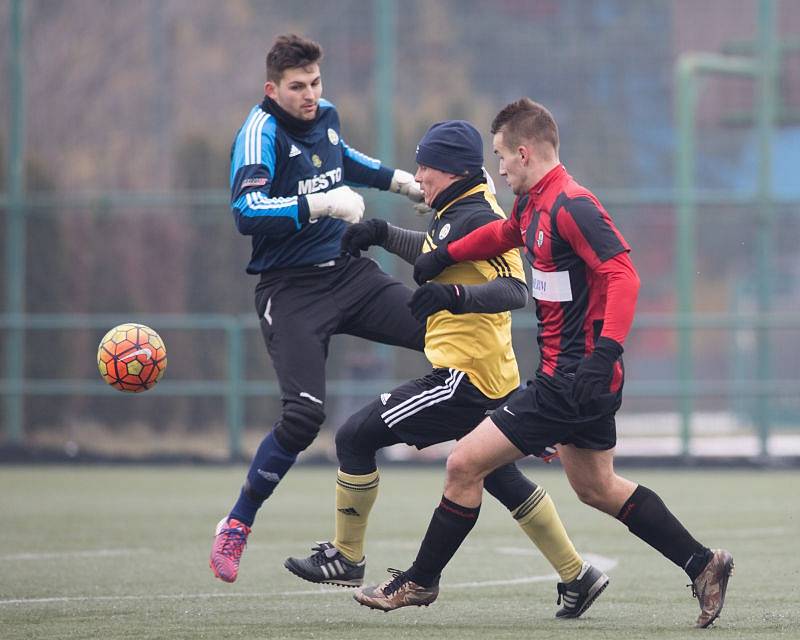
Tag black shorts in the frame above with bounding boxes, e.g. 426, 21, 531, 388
490, 370, 622, 457
255, 254, 425, 406
379, 368, 506, 449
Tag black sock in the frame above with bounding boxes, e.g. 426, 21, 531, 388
407, 496, 480, 587
617, 485, 712, 581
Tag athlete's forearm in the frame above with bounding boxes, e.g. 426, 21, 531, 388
447, 219, 522, 262
596, 252, 640, 344
341, 143, 394, 190
231, 197, 306, 237
458, 276, 528, 314
383, 225, 426, 265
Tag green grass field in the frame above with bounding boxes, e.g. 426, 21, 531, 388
1, 465, 798, 639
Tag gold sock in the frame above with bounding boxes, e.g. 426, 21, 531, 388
332, 469, 379, 563
513, 487, 583, 583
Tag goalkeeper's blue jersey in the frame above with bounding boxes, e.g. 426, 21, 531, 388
230, 98, 394, 273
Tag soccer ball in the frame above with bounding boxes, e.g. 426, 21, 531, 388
97, 323, 167, 393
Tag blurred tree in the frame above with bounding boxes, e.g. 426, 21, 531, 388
175, 135, 228, 191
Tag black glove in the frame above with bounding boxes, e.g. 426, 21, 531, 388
413, 246, 456, 285
572, 337, 624, 405
340, 219, 388, 257
408, 282, 465, 322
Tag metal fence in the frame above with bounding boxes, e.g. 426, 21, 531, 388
2, 0, 800, 461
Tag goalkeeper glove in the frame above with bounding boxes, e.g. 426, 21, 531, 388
390, 169, 424, 203
413, 245, 456, 285
340, 219, 389, 258
572, 337, 623, 405
408, 282, 464, 322
306, 186, 365, 224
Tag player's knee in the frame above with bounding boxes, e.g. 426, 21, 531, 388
334, 414, 367, 472
335, 405, 382, 475
571, 480, 607, 509
573, 486, 598, 507
334, 412, 360, 456
445, 446, 481, 487
273, 399, 325, 454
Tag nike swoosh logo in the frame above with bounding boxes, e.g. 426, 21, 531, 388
120, 348, 152, 361
503, 406, 515, 416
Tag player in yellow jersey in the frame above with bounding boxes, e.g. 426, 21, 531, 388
284, 121, 608, 618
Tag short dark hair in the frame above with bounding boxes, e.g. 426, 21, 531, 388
266, 34, 323, 82
491, 98, 559, 153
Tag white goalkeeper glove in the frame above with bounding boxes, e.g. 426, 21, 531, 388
306, 186, 365, 224
390, 169, 424, 203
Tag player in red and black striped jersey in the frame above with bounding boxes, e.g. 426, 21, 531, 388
286, 120, 605, 618
359, 99, 733, 629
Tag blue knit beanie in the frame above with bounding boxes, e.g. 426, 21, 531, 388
415, 120, 483, 177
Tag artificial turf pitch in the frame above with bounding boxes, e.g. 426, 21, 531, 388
1, 465, 798, 639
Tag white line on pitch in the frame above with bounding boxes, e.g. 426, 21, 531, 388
447, 553, 617, 589
448, 573, 559, 588
0, 590, 338, 606
0, 552, 618, 607
1, 548, 154, 561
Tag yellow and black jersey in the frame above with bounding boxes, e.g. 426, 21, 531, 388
422, 182, 526, 399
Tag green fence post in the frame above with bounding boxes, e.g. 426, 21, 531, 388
375, 0, 396, 170
3, 0, 26, 443
754, 0, 777, 456
675, 49, 759, 458
372, 0, 398, 377
675, 57, 697, 459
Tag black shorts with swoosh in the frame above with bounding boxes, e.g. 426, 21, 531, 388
490, 370, 621, 456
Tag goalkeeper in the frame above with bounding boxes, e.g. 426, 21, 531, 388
284, 120, 608, 620
210, 33, 427, 583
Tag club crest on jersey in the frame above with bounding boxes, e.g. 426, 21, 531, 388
537, 230, 544, 247
438, 223, 451, 240
327, 128, 339, 145
312, 154, 322, 168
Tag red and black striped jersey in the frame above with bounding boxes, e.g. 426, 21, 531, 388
447, 164, 638, 378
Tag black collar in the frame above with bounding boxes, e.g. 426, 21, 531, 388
260, 96, 321, 135
431, 172, 485, 212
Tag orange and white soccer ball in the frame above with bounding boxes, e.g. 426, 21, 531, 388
97, 323, 167, 393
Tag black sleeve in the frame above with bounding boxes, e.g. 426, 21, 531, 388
458, 276, 528, 314
561, 196, 629, 263
383, 224, 426, 265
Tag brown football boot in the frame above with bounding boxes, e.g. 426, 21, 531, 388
354, 568, 438, 612
691, 549, 734, 628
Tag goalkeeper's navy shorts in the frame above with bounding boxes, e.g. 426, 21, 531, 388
490, 369, 623, 457
254, 253, 425, 408
377, 367, 507, 449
